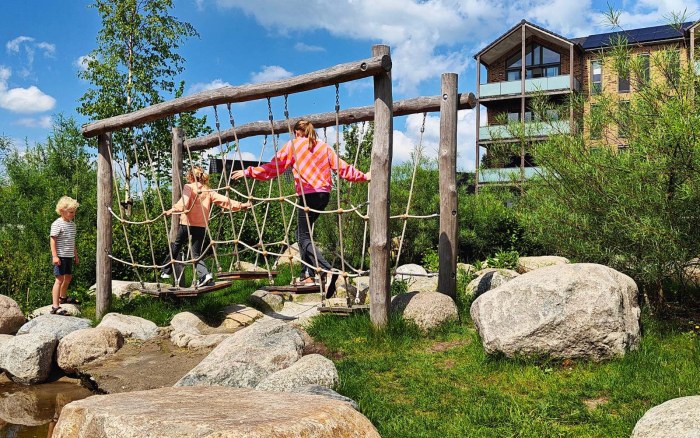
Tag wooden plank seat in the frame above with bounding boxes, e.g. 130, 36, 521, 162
318, 304, 370, 315
217, 271, 278, 280
139, 280, 234, 298
263, 284, 320, 294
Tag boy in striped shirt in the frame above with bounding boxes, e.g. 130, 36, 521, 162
50, 196, 80, 315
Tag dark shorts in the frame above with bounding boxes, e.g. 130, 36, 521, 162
53, 257, 74, 276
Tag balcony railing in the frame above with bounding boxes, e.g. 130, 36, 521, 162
479, 75, 581, 98
695, 60, 700, 75
479, 166, 543, 184
479, 119, 571, 141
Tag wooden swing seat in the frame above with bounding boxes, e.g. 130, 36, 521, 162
217, 270, 278, 280
318, 304, 369, 315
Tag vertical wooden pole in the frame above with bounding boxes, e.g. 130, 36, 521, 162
170, 128, 184, 241
369, 44, 393, 328
438, 73, 458, 299
570, 44, 575, 134
520, 25, 526, 193
475, 55, 481, 194
96, 133, 113, 320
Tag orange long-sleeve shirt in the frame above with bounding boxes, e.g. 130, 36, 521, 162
244, 137, 368, 195
171, 182, 244, 227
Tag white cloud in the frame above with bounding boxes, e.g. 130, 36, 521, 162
35, 42, 56, 57
188, 79, 233, 95
14, 115, 52, 129
250, 65, 293, 83
75, 55, 95, 71
5, 36, 56, 76
294, 42, 325, 52
0, 66, 56, 113
6, 36, 34, 53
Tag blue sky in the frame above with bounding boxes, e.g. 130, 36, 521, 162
1, 0, 697, 170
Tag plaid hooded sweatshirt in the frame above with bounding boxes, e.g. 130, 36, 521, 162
244, 137, 368, 194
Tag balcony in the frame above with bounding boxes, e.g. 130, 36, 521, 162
479, 166, 543, 184
479, 75, 581, 99
696, 60, 700, 75
479, 119, 571, 142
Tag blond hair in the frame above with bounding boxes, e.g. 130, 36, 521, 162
186, 165, 210, 188
55, 196, 80, 215
294, 120, 318, 150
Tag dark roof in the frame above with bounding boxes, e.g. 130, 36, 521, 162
575, 22, 694, 50
474, 19, 574, 60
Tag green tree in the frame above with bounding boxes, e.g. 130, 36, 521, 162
78, 0, 205, 216
519, 13, 700, 310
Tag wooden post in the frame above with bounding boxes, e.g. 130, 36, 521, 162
438, 73, 458, 299
369, 44, 393, 328
170, 127, 184, 241
96, 133, 113, 320
520, 25, 526, 193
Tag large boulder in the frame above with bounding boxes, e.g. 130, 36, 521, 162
632, 396, 700, 437
394, 263, 428, 281
0, 333, 57, 384
290, 385, 360, 411
0, 295, 25, 334
169, 312, 233, 349
248, 289, 285, 313
30, 304, 81, 318
0, 381, 92, 426
256, 354, 338, 392
516, 256, 570, 274
391, 292, 459, 331
465, 269, 520, 300
470, 263, 641, 361
17, 314, 92, 340
97, 313, 158, 340
57, 327, 124, 374
52, 386, 379, 438
175, 318, 304, 388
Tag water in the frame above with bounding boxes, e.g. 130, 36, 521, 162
0, 379, 92, 438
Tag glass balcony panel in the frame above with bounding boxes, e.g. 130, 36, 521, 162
480, 83, 501, 97
479, 120, 571, 141
480, 75, 576, 98
479, 166, 543, 184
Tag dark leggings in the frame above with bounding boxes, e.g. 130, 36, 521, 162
297, 192, 331, 277
162, 225, 209, 280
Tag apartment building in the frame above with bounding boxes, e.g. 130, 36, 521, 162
474, 19, 700, 191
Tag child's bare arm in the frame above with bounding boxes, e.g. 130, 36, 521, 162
50, 236, 60, 265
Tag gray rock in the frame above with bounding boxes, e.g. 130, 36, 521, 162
516, 256, 570, 274
57, 327, 124, 374
256, 354, 338, 391
97, 313, 158, 340
272, 242, 300, 270
175, 318, 304, 388
0, 295, 25, 335
290, 385, 360, 411
394, 263, 428, 282
52, 386, 380, 438
470, 263, 641, 361
30, 304, 81, 318
248, 289, 285, 313
17, 314, 92, 340
391, 292, 459, 331
631, 396, 700, 437
0, 333, 57, 384
465, 269, 520, 300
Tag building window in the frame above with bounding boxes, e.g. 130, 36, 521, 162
591, 60, 602, 94
506, 44, 561, 81
638, 53, 650, 86
666, 49, 680, 85
590, 104, 603, 140
618, 101, 630, 138
618, 57, 630, 93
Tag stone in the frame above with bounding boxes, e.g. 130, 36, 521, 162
17, 314, 92, 340
394, 263, 428, 281
175, 318, 304, 388
290, 385, 360, 411
0, 381, 92, 426
391, 292, 459, 331
470, 263, 641, 361
0, 333, 57, 384
89, 280, 145, 299
220, 304, 264, 329
30, 304, 81, 318
457, 263, 476, 275
169, 312, 234, 349
465, 269, 520, 299
97, 313, 158, 340
52, 386, 379, 437
256, 354, 339, 392
272, 242, 301, 270
0, 295, 25, 335
57, 327, 124, 374
248, 289, 285, 312
631, 396, 700, 437
516, 256, 570, 274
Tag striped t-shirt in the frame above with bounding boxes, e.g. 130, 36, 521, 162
50, 218, 76, 257
244, 137, 368, 195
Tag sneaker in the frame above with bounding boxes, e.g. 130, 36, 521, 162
160, 272, 171, 279
197, 273, 213, 287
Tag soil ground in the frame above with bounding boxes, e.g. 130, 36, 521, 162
78, 335, 213, 394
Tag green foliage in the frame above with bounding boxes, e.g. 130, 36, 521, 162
518, 16, 700, 307
0, 117, 98, 312
486, 250, 520, 270
421, 248, 439, 272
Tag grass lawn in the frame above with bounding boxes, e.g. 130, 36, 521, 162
77, 267, 700, 438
